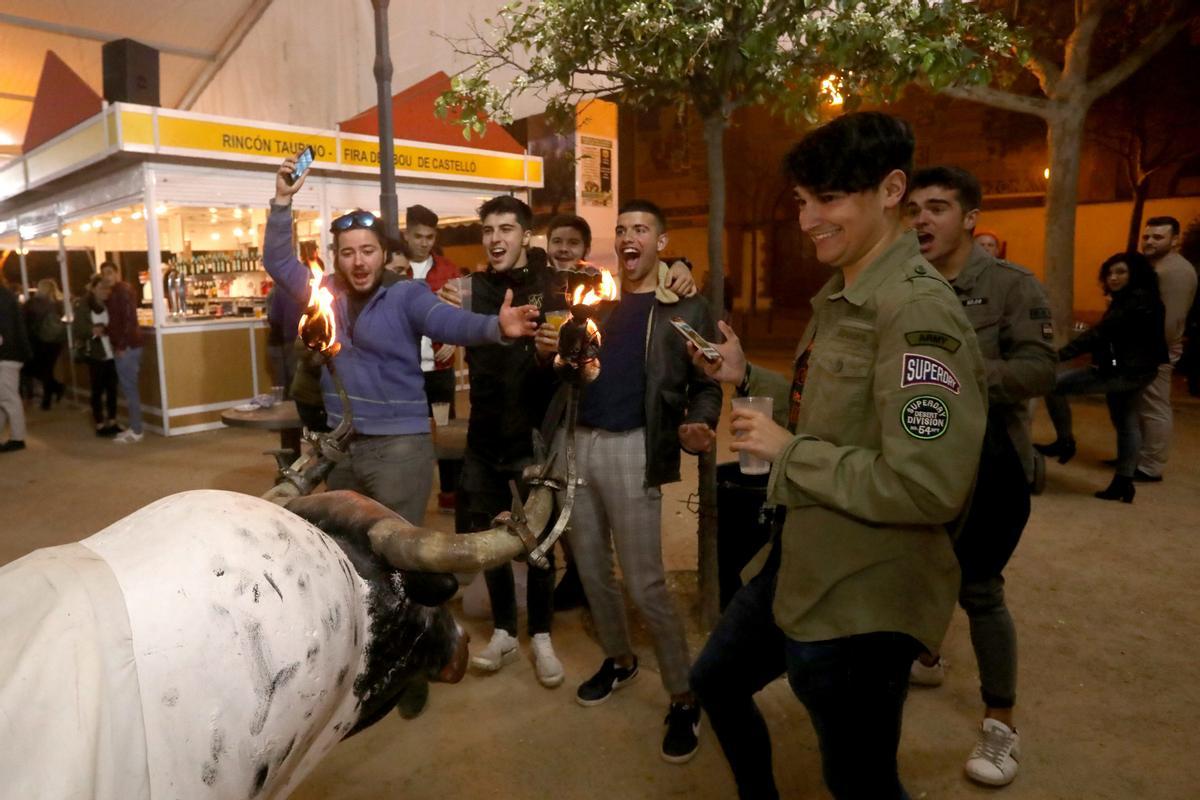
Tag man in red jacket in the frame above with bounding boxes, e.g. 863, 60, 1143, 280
100, 263, 144, 443
405, 205, 462, 513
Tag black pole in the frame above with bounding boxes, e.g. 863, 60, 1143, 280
371, 0, 400, 243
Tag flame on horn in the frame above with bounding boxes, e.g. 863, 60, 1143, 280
299, 260, 338, 354
571, 268, 618, 307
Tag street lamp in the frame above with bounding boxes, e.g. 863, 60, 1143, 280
370, 0, 400, 244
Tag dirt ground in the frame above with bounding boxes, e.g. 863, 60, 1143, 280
2, 355, 1197, 799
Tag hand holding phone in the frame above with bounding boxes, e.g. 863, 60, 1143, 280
670, 316, 721, 363
284, 145, 315, 186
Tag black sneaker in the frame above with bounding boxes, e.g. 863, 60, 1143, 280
0, 440, 25, 453
661, 702, 701, 763
575, 657, 638, 707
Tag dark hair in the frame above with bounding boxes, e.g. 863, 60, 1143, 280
330, 209, 386, 250
99, 261, 118, 273
1099, 251, 1159, 295
909, 166, 982, 213
478, 195, 533, 230
406, 204, 439, 229
546, 214, 592, 249
617, 199, 667, 232
785, 111, 914, 193
1145, 216, 1180, 236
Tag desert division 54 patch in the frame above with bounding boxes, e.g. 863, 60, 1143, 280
901, 395, 950, 440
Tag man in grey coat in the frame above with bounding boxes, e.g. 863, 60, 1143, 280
1134, 216, 1197, 481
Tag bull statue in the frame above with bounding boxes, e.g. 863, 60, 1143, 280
0, 486, 545, 799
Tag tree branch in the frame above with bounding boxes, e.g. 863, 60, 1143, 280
1025, 49, 1062, 96
942, 84, 1051, 118
1060, 0, 1112, 89
1083, 19, 1190, 105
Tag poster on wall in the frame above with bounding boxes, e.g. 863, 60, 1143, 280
579, 135, 614, 207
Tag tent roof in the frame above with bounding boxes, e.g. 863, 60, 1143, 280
0, 0, 262, 155
338, 71, 524, 155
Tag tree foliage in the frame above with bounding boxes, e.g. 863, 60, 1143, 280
436, 0, 1017, 136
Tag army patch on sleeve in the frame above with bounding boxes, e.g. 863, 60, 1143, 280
904, 330, 961, 353
1041, 322, 1054, 341
901, 352, 961, 394
900, 395, 950, 440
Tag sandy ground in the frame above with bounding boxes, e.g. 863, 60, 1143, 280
2, 355, 1198, 799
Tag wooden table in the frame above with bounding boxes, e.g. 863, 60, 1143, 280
221, 401, 303, 454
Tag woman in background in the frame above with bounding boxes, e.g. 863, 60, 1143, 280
73, 275, 120, 437
24, 278, 67, 409
1036, 252, 1167, 502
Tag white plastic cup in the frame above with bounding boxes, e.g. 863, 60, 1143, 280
731, 396, 774, 475
432, 402, 451, 426
271, 385, 285, 403
453, 276, 472, 312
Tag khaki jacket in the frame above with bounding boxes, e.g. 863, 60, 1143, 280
953, 245, 1057, 481
743, 232, 987, 652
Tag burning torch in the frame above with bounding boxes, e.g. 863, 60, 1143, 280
263, 262, 356, 503
518, 268, 618, 568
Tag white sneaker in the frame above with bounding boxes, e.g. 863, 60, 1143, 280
965, 718, 1021, 786
114, 429, 144, 444
531, 633, 564, 688
471, 629, 518, 672
909, 656, 945, 686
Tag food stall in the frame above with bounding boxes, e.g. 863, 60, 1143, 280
0, 102, 542, 435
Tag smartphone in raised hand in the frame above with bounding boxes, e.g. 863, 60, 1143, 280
285, 145, 315, 186
670, 316, 721, 363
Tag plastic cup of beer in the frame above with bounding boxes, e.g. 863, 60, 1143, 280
731, 396, 774, 475
545, 310, 570, 331
432, 402, 451, 426
271, 385, 285, 404
453, 276, 472, 312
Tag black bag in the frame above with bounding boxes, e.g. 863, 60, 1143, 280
38, 311, 67, 344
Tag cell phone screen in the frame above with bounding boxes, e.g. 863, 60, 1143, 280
670, 316, 721, 362
287, 146, 315, 185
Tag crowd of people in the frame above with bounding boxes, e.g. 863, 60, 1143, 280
1, 109, 1196, 798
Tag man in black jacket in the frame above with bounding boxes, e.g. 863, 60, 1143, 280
441, 195, 570, 688
0, 278, 32, 452
537, 199, 722, 764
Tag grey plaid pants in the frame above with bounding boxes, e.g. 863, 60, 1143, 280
567, 427, 691, 696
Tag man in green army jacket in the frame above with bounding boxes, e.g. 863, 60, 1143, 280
689, 112, 988, 800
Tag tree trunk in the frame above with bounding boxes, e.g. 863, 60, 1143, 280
1126, 176, 1150, 252
697, 112, 728, 630
1043, 108, 1086, 343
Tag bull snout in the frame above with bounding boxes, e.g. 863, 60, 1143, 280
436, 625, 470, 683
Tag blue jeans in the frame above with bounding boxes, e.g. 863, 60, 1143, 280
691, 558, 919, 800
1044, 365, 1155, 476
114, 347, 143, 434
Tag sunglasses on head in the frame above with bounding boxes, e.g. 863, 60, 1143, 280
330, 210, 381, 234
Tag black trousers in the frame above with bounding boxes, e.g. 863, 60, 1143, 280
88, 359, 118, 424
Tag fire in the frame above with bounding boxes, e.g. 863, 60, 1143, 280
571, 268, 618, 306
299, 261, 338, 354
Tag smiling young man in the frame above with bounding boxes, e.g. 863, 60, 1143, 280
688, 113, 987, 799
906, 166, 1056, 787
536, 199, 722, 764
266, 159, 537, 528
438, 195, 571, 689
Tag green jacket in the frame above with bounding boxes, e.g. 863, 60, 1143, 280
742, 232, 988, 652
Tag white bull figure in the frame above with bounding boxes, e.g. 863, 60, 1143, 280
0, 488, 539, 799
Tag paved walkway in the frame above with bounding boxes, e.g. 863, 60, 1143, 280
2, 363, 1197, 799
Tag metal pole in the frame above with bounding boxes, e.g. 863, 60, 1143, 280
16, 228, 30, 301
56, 216, 78, 402
370, 0, 399, 244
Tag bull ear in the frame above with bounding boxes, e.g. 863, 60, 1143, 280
399, 571, 459, 607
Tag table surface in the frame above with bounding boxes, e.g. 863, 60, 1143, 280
220, 401, 302, 430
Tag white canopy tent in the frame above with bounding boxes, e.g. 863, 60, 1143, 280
0, 0, 547, 159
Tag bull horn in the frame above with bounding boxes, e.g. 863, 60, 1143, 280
366, 484, 556, 573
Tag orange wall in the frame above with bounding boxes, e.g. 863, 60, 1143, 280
980, 198, 1200, 316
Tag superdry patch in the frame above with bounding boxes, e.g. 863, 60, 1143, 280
1041, 322, 1054, 340
901, 352, 961, 394
963, 297, 988, 307
1030, 307, 1052, 320
901, 395, 950, 440
904, 330, 961, 353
